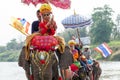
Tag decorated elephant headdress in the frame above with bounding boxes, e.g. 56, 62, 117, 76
25, 33, 65, 60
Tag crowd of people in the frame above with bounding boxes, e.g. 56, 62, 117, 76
60, 38, 93, 80
18, 3, 101, 80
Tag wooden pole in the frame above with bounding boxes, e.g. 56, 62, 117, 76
76, 28, 83, 47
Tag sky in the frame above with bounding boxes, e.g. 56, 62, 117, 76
0, 0, 120, 46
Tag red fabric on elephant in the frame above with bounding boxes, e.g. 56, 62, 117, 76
31, 36, 58, 51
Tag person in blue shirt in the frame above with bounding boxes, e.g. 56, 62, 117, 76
31, 10, 41, 34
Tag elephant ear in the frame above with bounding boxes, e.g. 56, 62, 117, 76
25, 32, 41, 60
54, 36, 65, 54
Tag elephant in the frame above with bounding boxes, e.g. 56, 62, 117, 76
59, 46, 74, 80
72, 62, 91, 80
18, 46, 74, 80
18, 34, 102, 80
71, 60, 102, 80
92, 60, 102, 80
18, 46, 60, 80
18, 34, 66, 80
58, 46, 90, 80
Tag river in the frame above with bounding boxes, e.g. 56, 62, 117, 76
0, 61, 120, 80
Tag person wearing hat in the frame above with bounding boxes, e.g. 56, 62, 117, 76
68, 40, 79, 61
39, 3, 57, 35
82, 45, 93, 66
83, 45, 92, 60
67, 40, 81, 79
82, 45, 93, 80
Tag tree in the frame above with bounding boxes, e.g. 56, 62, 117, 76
90, 5, 114, 44
78, 27, 88, 37
116, 14, 120, 26
0, 46, 6, 53
113, 14, 120, 40
57, 27, 88, 43
6, 39, 24, 50
6, 39, 18, 50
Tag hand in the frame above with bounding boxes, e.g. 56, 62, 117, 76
46, 21, 51, 28
49, 14, 54, 22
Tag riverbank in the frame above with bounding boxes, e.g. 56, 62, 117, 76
0, 40, 120, 62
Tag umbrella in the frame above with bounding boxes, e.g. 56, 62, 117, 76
61, 12, 92, 44
21, 0, 71, 9
62, 14, 92, 28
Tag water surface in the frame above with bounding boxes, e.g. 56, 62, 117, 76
0, 61, 120, 80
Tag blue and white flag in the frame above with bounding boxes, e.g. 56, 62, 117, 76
10, 17, 30, 36
94, 42, 112, 58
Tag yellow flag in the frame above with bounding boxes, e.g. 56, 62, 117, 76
10, 17, 30, 36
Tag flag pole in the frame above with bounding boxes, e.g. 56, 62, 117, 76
9, 24, 29, 36
10, 17, 30, 36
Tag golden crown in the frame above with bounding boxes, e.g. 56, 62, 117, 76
40, 3, 52, 14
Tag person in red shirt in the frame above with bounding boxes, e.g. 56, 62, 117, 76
39, 3, 57, 35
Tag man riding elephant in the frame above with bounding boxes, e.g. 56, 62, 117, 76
18, 3, 65, 80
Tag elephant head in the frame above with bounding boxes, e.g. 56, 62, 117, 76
18, 33, 65, 80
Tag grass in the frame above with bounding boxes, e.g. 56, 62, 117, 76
108, 40, 120, 47
90, 40, 120, 48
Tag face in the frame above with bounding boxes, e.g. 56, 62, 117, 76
42, 12, 51, 21
37, 11, 41, 21
69, 44, 75, 50
84, 48, 89, 51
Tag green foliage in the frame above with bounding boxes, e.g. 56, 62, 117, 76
90, 5, 114, 44
0, 50, 20, 62
0, 38, 24, 62
112, 14, 120, 40
6, 39, 18, 50
110, 50, 120, 61
78, 27, 88, 37
6, 39, 24, 50
0, 46, 6, 53
108, 40, 120, 47
0, 34, 119, 62
94, 53, 103, 60
57, 27, 88, 43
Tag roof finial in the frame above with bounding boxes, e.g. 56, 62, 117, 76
74, 9, 76, 15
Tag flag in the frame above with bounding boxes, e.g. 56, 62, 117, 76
10, 17, 30, 36
18, 18, 30, 34
94, 42, 112, 58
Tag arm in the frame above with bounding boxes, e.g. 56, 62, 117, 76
46, 15, 57, 35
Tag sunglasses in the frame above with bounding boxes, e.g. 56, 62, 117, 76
42, 13, 50, 17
